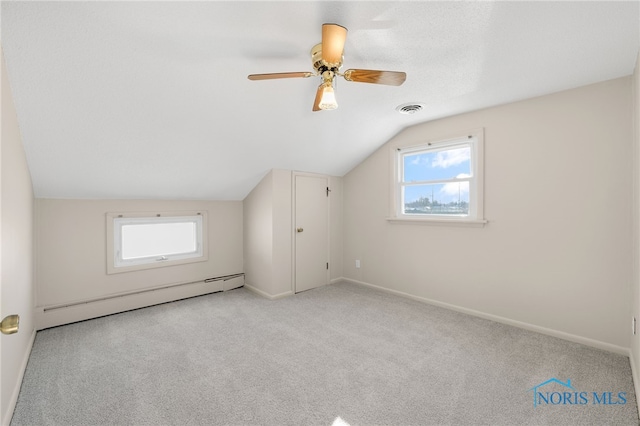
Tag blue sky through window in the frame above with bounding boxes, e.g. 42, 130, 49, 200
403, 146, 471, 182
402, 145, 471, 205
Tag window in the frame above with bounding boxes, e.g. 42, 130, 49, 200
107, 212, 207, 274
391, 129, 485, 224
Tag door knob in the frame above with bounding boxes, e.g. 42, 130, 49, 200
0, 314, 19, 335
297, 228, 304, 233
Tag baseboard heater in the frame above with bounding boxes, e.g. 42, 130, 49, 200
43, 273, 244, 312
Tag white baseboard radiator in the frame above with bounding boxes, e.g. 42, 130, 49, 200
36, 273, 244, 330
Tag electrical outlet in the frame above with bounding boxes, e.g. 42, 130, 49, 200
355, 259, 360, 269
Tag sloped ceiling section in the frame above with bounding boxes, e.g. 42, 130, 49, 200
1, 1, 639, 200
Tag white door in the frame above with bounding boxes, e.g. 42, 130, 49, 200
295, 174, 329, 293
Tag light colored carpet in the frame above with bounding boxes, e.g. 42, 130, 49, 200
10, 282, 639, 425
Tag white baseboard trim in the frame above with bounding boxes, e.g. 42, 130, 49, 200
329, 278, 342, 285
36, 278, 234, 330
340, 277, 629, 356
2, 328, 36, 426
244, 283, 293, 300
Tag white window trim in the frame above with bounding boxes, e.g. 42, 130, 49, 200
106, 211, 208, 274
388, 128, 487, 227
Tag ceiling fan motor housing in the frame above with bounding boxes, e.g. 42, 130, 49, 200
311, 43, 343, 74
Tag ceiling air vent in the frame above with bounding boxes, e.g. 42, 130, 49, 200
396, 103, 425, 115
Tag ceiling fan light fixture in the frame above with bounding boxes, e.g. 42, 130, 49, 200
319, 81, 338, 110
247, 23, 406, 111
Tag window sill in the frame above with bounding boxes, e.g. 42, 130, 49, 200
108, 255, 208, 275
386, 217, 488, 227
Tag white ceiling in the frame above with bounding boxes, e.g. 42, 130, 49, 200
2, 1, 639, 200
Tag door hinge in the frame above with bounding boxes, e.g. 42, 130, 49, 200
326, 187, 331, 197
326, 262, 329, 270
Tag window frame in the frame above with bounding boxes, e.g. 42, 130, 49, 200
106, 211, 208, 274
389, 129, 486, 226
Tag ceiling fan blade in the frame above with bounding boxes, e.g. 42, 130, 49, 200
321, 23, 347, 65
312, 84, 323, 112
248, 72, 313, 81
343, 69, 407, 86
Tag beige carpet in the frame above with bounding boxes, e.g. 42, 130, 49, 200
10, 282, 639, 425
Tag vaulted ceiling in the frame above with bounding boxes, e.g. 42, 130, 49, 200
2, 1, 639, 200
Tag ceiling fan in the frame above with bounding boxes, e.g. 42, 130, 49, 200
248, 23, 407, 111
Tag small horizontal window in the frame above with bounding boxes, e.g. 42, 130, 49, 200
107, 212, 207, 274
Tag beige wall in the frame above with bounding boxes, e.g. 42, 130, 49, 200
243, 170, 275, 295
271, 169, 293, 296
35, 198, 243, 327
343, 76, 633, 351
243, 169, 343, 298
1, 49, 35, 426
631, 50, 640, 409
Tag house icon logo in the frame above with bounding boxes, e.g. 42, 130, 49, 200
528, 378, 576, 407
